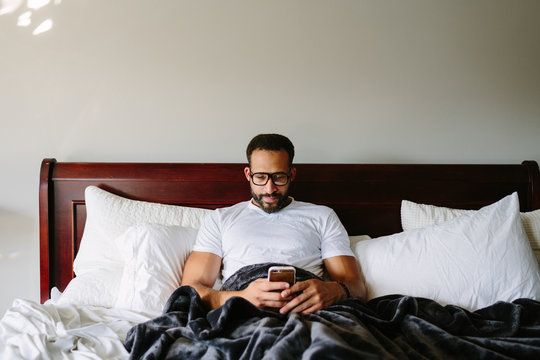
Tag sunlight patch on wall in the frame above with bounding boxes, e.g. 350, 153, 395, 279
16, 9, 30, 26
1, 0, 62, 35
28, 0, 50, 10
0, 0, 23, 15
32, 17, 52, 34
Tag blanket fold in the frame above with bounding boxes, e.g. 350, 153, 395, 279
125, 263, 540, 359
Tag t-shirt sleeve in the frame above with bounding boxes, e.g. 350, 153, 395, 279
192, 210, 223, 257
320, 209, 354, 259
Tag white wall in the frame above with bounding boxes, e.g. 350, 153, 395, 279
1, 0, 539, 315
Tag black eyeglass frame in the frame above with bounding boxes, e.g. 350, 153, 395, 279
249, 171, 291, 186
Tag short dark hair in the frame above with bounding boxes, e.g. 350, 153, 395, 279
246, 134, 295, 167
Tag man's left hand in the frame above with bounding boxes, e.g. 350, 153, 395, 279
278, 279, 343, 314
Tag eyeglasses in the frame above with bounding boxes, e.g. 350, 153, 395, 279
250, 171, 291, 186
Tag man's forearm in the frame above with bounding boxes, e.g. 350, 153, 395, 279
336, 278, 367, 302
324, 255, 368, 302
188, 282, 241, 309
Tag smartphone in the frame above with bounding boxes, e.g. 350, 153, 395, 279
267, 266, 296, 286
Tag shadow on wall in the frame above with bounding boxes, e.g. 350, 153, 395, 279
0, 208, 34, 262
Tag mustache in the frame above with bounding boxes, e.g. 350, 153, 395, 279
259, 192, 282, 197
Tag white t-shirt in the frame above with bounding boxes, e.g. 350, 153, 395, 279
193, 198, 353, 281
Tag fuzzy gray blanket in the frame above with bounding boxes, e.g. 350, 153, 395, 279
125, 263, 540, 359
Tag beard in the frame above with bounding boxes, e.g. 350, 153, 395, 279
250, 188, 290, 214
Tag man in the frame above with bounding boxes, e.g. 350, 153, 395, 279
181, 134, 366, 314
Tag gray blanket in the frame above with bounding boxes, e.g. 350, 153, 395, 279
125, 263, 540, 359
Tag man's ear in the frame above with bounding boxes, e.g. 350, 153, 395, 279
244, 167, 251, 182
290, 167, 296, 182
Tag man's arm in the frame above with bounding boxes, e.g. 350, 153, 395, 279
324, 255, 367, 301
180, 251, 226, 309
181, 251, 291, 309
278, 255, 367, 314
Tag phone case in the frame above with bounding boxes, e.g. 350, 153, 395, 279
267, 266, 296, 285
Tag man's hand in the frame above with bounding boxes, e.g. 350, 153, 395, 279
276, 256, 367, 314
278, 279, 344, 314
241, 278, 292, 308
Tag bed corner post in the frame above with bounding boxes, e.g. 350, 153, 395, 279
522, 160, 540, 211
39, 158, 57, 303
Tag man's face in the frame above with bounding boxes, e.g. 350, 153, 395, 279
244, 149, 296, 213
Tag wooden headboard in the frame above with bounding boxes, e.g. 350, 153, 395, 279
39, 158, 540, 303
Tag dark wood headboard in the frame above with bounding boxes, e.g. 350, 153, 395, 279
39, 158, 540, 303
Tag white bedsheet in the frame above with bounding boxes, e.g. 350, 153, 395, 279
0, 298, 155, 359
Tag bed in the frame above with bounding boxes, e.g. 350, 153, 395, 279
2, 158, 540, 359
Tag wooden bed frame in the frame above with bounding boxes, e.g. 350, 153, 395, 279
39, 158, 540, 303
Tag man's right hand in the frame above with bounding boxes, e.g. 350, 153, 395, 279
241, 278, 292, 308
181, 251, 294, 310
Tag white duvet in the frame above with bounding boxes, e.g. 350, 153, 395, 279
0, 298, 154, 359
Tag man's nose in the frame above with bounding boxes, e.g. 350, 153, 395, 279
264, 179, 278, 193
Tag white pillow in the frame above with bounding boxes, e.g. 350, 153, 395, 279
74, 186, 211, 275
56, 268, 122, 307
114, 224, 198, 314
401, 198, 540, 265
401, 199, 540, 249
58, 186, 210, 308
353, 192, 540, 310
